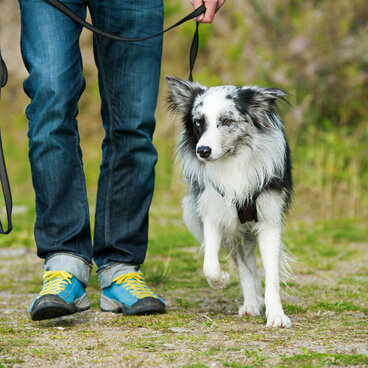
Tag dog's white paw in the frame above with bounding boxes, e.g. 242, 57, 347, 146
206, 270, 230, 289
266, 313, 292, 328
239, 301, 263, 316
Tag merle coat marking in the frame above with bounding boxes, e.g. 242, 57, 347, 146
166, 76, 293, 328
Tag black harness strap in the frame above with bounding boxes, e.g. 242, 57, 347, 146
236, 198, 259, 223
209, 180, 259, 223
0, 48, 13, 234
46, 0, 205, 81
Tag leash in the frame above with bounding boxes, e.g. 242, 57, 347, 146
50, 0, 257, 223
46, 0, 206, 81
0, 48, 13, 234
0, 3, 206, 235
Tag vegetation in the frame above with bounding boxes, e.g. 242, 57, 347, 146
0, 0, 367, 366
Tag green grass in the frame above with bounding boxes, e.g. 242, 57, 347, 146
311, 300, 368, 315
0, 22, 368, 365
281, 348, 368, 367
0, 121, 366, 366
223, 349, 266, 367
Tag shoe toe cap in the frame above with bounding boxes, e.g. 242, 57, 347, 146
125, 297, 166, 315
30, 294, 74, 321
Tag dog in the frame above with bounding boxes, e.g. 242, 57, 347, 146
165, 76, 293, 328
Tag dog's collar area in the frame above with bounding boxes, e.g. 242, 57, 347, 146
209, 180, 259, 223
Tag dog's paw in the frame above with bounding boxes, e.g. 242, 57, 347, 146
266, 313, 292, 328
239, 301, 263, 317
206, 270, 230, 289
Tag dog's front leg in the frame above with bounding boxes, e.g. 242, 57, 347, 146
258, 224, 291, 328
202, 219, 230, 289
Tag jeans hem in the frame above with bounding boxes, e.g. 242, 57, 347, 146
97, 262, 140, 289
44, 253, 92, 287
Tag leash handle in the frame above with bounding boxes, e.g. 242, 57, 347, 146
46, 0, 205, 80
0, 48, 13, 234
0, 52, 7, 89
0, 129, 12, 234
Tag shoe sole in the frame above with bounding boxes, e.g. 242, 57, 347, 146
30, 293, 90, 321
100, 294, 166, 315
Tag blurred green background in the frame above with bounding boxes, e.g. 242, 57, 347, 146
1, 2, 367, 365
0, 0, 367, 246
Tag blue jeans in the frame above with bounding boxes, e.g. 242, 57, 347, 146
18, 0, 163, 285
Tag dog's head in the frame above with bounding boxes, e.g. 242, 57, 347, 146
165, 76, 287, 162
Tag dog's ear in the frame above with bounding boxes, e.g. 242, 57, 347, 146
165, 76, 206, 115
240, 86, 287, 109
237, 86, 288, 129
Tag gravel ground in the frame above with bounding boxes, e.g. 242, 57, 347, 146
0, 243, 367, 367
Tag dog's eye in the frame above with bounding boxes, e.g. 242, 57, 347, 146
222, 118, 233, 125
194, 120, 201, 128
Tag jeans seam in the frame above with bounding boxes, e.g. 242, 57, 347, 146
75, 45, 90, 244
93, 35, 116, 249
74, 81, 90, 251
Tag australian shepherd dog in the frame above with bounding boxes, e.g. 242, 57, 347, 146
165, 76, 293, 327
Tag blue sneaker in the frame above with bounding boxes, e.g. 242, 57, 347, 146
100, 272, 166, 315
30, 271, 90, 321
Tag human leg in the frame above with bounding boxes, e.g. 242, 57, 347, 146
19, 0, 92, 318
88, 0, 165, 314
90, 0, 164, 269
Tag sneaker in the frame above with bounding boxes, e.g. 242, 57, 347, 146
100, 271, 165, 315
30, 270, 90, 321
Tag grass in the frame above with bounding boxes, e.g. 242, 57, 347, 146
0, 121, 367, 366
0, 22, 367, 365
1, 205, 367, 366
281, 348, 368, 367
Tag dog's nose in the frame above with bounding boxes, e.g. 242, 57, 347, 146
196, 146, 212, 159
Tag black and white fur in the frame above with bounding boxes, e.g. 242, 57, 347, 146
165, 76, 293, 328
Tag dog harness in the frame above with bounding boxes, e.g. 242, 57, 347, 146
209, 181, 259, 223
236, 199, 259, 223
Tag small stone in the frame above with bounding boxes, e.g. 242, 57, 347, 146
169, 327, 190, 333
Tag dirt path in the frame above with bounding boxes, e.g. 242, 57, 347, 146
0, 240, 367, 367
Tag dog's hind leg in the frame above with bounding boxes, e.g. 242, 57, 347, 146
183, 195, 203, 244
233, 238, 263, 317
242, 235, 264, 307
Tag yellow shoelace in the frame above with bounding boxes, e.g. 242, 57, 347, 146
113, 272, 156, 299
39, 271, 73, 296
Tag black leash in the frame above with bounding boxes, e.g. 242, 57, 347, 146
46, 0, 206, 81
0, 48, 13, 234
0, 3, 206, 235
47, 1, 257, 222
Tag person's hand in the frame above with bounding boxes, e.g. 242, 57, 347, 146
192, 0, 225, 23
